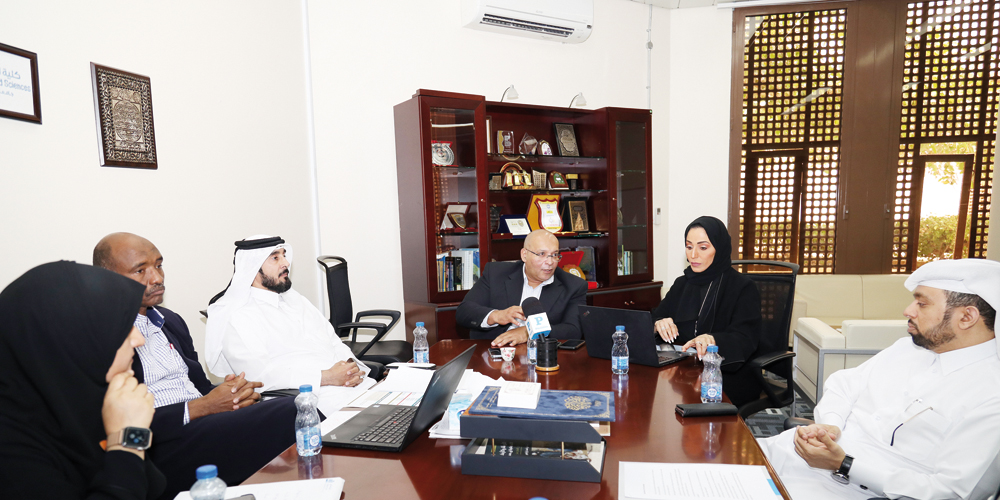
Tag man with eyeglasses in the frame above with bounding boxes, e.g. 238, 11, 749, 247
457, 229, 587, 346
759, 258, 1000, 500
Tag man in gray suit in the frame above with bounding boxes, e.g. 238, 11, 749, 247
456, 229, 587, 346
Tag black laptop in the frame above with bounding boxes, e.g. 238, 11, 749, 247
579, 305, 692, 367
322, 345, 475, 452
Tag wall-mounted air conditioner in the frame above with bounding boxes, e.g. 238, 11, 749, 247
461, 0, 593, 44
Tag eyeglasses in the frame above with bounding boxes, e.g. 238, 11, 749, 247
890, 399, 933, 446
525, 248, 562, 262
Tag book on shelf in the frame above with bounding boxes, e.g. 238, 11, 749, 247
437, 249, 481, 292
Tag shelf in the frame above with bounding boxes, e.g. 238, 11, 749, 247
617, 169, 647, 174
434, 165, 475, 170
488, 189, 607, 196
492, 232, 608, 241
488, 154, 605, 166
617, 224, 648, 229
437, 230, 479, 236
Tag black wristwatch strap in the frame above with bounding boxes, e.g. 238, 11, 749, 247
831, 454, 854, 484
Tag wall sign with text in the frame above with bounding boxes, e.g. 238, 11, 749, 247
0, 43, 42, 124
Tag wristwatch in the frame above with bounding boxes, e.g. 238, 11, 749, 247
107, 427, 153, 451
831, 454, 854, 484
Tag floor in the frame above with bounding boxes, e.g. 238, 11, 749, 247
744, 388, 816, 438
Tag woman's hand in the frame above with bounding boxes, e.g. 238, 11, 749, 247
654, 318, 679, 343
681, 334, 716, 359
102, 370, 155, 458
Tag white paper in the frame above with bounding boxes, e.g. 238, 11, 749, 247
320, 410, 360, 435
619, 462, 781, 500
173, 477, 344, 500
315, 377, 377, 417
375, 366, 435, 392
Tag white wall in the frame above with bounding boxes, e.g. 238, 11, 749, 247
306, 0, 685, 338
663, 6, 733, 280
0, 1, 321, 363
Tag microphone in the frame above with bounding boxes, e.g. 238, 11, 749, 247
521, 297, 551, 339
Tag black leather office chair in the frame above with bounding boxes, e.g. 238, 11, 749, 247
317, 255, 413, 364
732, 260, 799, 419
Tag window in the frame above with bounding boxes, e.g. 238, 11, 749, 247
738, 10, 846, 273
732, 0, 995, 274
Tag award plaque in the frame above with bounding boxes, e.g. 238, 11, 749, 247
567, 200, 589, 232
447, 213, 468, 229
553, 123, 580, 157
488, 173, 503, 191
489, 205, 502, 233
548, 171, 569, 190
441, 202, 472, 230
539, 140, 553, 156
498, 130, 515, 154
431, 141, 455, 166
527, 194, 563, 232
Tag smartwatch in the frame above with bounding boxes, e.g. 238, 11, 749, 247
108, 427, 153, 451
831, 454, 854, 484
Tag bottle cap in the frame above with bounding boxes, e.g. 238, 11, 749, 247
299, 384, 313, 392
707, 345, 719, 353
416, 322, 425, 327
615, 325, 624, 331
195, 464, 218, 480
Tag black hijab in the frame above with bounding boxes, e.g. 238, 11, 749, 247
682, 215, 733, 286
676, 216, 734, 335
0, 261, 161, 498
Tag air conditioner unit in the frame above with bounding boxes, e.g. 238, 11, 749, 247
461, 0, 593, 44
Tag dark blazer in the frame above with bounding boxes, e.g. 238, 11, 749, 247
456, 261, 588, 340
130, 306, 297, 500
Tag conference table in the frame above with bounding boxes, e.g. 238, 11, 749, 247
244, 339, 790, 499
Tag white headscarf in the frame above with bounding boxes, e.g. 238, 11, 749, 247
205, 234, 296, 376
905, 258, 1000, 356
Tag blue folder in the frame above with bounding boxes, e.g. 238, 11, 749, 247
468, 387, 615, 422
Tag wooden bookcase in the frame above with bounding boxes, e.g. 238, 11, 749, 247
394, 89, 661, 344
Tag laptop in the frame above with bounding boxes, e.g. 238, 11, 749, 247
579, 305, 692, 367
322, 345, 475, 452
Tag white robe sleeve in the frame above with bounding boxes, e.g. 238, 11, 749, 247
222, 316, 323, 392
814, 353, 876, 430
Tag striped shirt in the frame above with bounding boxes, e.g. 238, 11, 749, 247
134, 308, 204, 424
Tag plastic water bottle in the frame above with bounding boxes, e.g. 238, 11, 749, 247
413, 322, 429, 363
611, 326, 629, 374
700, 345, 723, 403
527, 333, 538, 364
190, 465, 226, 500
294, 384, 322, 457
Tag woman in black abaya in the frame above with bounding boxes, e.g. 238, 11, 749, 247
0, 261, 165, 499
651, 216, 763, 407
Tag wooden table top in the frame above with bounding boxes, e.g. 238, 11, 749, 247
243, 339, 789, 499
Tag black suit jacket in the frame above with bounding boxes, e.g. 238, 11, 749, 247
456, 261, 588, 340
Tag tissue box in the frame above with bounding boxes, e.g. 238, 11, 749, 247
497, 381, 541, 409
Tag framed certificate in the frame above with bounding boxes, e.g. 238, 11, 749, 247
441, 202, 472, 230
0, 43, 42, 124
527, 194, 563, 232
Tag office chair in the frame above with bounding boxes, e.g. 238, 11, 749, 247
317, 255, 413, 364
732, 260, 799, 419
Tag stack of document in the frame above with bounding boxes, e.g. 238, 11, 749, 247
428, 370, 504, 439
618, 463, 782, 500
173, 477, 344, 500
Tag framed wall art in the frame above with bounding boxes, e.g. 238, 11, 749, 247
91, 63, 157, 169
0, 43, 42, 124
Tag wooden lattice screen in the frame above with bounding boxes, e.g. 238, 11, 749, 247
740, 10, 846, 273
893, 0, 997, 272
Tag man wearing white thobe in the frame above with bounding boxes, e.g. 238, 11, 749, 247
759, 258, 1000, 500
205, 235, 374, 414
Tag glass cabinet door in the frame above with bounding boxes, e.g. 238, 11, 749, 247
427, 106, 481, 297
610, 110, 653, 285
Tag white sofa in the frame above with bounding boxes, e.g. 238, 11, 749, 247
790, 274, 913, 403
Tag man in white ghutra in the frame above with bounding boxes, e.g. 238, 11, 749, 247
759, 259, 1000, 500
